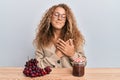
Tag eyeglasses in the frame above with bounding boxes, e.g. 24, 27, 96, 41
53, 12, 66, 20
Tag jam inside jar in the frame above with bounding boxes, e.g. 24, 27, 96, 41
72, 61, 85, 77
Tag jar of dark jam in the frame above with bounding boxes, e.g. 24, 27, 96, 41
72, 61, 85, 77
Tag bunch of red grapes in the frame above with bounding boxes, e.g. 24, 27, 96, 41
23, 58, 52, 77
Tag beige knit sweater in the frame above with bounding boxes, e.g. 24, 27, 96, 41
35, 44, 86, 68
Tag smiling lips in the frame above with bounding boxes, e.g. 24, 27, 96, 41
56, 22, 62, 24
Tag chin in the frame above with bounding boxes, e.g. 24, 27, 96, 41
54, 25, 64, 30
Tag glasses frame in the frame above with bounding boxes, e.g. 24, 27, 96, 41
52, 12, 66, 20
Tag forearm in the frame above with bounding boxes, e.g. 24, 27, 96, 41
35, 50, 60, 68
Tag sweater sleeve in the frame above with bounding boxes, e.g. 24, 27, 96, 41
35, 47, 60, 68
69, 45, 87, 65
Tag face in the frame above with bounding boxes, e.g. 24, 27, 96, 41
51, 7, 66, 30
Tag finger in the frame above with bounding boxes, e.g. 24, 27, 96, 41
69, 39, 73, 45
57, 41, 66, 48
56, 44, 65, 50
58, 39, 66, 45
56, 46, 65, 54
56, 39, 60, 44
66, 39, 69, 44
82, 57, 86, 61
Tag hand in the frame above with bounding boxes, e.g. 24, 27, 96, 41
56, 39, 75, 57
55, 48, 64, 58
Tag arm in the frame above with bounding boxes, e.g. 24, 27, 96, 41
69, 45, 87, 66
35, 46, 60, 68
69, 45, 86, 60
56, 39, 87, 65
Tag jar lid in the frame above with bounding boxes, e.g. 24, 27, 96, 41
73, 61, 85, 65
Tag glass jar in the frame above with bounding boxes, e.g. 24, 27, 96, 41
72, 61, 85, 77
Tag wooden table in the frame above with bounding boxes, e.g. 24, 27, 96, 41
0, 67, 120, 80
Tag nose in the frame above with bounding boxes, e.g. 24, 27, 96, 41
58, 15, 62, 20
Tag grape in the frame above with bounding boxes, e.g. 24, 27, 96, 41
44, 66, 52, 74
23, 58, 52, 77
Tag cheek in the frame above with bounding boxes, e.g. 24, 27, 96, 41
51, 20, 56, 26
62, 21, 66, 26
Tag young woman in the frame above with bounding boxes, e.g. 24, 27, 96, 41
33, 3, 86, 68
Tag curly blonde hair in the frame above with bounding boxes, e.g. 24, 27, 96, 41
33, 3, 85, 51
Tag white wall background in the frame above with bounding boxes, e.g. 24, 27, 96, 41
0, 0, 120, 68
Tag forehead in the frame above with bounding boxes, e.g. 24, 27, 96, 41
53, 7, 66, 14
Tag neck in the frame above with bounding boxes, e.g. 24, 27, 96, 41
53, 29, 61, 40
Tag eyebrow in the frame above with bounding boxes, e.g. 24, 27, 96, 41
54, 12, 66, 15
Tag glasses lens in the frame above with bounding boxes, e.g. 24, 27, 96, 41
53, 12, 66, 19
